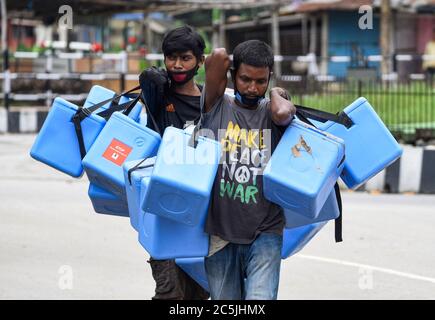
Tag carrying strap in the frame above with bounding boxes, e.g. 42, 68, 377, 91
127, 157, 154, 185
71, 113, 87, 160
96, 93, 138, 120
333, 182, 343, 243
138, 92, 162, 136
84, 85, 141, 116
121, 92, 141, 117
295, 112, 343, 243
295, 104, 354, 129
187, 86, 206, 148
188, 119, 201, 148
72, 86, 143, 159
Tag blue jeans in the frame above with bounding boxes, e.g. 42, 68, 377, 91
205, 232, 283, 300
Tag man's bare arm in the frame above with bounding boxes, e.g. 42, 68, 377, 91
269, 87, 296, 126
204, 48, 231, 113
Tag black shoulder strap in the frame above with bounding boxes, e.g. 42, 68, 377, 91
295, 111, 343, 243
127, 157, 154, 185
333, 182, 343, 243
188, 85, 206, 149
72, 86, 142, 159
71, 112, 87, 160
139, 93, 162, 136
84, 86, 141, 115
295, 104, 354, 129
96, 100, 131, 120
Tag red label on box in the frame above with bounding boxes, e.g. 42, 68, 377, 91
102, 138, 132, 166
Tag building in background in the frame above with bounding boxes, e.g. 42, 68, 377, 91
173, 0, 435, 79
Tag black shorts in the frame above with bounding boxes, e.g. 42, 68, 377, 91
148, 258, 210, 300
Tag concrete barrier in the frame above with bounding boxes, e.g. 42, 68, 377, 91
360, 145, 435, 194
1, 108, 48, 133
0, 108, 7, 133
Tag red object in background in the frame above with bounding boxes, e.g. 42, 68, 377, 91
139, 46, 148, 56
91, 42, 102, 52
417, 16, 435, 53
128, 36, 137, 44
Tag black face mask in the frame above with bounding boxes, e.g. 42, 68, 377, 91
167, 65, 199, 86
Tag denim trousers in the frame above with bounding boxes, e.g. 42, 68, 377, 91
204, 232, 283, 300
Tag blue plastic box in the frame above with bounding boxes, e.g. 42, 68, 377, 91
143, 126, 221, 227
313, 97, 402, 189
138, 176, 209, 260
29, 86, 143, 178
88, 183, 129, 217
84, 85, 115, 111
284, 189, 339, 229
264, 119, 345, 219
82, 112, 161, 199
281, 222, 327, 258
85, 85, 143, 122
123, 157, 155, 231
175, 258, 209, 292
30, 98, 106, 177
118, 96, 142, 122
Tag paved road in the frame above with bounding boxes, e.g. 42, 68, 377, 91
1, 134, 434, 300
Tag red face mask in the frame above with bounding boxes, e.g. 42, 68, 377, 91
167, 65, 199, 86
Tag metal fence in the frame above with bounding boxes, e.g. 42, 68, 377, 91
1, 51, 435, 142
0, 50, 162, 108
278, 75, 435, 144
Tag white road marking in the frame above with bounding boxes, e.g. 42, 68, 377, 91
296, 254, 435, 284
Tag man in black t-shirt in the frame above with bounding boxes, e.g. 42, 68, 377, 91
139, 25, 209, 300
201, 40, 296, 300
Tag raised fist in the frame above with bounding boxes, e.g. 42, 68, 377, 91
139, 66, 169, 97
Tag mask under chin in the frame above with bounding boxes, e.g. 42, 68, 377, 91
235, 91, 264, 106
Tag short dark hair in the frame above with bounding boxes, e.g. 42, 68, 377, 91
162, 25, 206, 59
232, 40, 274, 72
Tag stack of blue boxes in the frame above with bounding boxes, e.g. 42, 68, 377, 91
31, 91, 403, 294
84, 86, 144, 217
123, 156, 155, 231
30, 85, 148, 217
310, 97, 403, 189
136, 126, 220, 259
82, 112, 161, 200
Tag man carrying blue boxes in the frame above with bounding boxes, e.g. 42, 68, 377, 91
138, 25, 209, 300
201, 40, 297, 300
